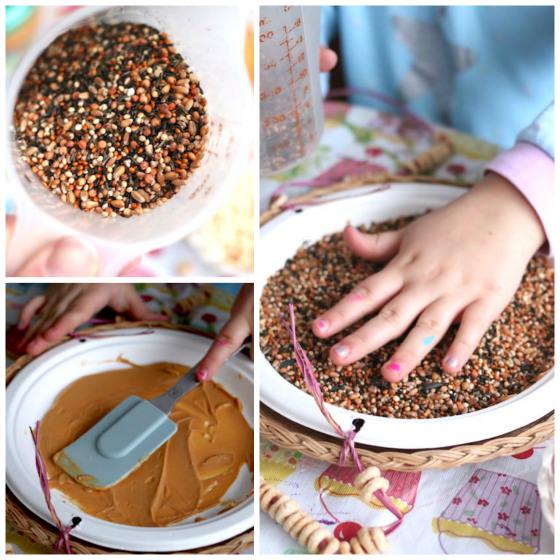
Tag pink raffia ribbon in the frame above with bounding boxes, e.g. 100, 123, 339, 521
279, 185, 392, 212
327, 87, 435, 136
30, 422, 76, 554
67, 328, 155, 340
285, 303, 403, 525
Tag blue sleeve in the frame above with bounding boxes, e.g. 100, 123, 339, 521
517, 102, 554, 159
321, 6, 337, 45
320, 6, 337, 96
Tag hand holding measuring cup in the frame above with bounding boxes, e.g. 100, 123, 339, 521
6, 214, 99, 276
6, 215, 145, 276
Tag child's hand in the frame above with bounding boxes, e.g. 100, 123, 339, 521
196, 285, 254, 381
18, 283, 167, 355
312, 173, 546, 382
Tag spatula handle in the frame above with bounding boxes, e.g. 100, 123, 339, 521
150, 341, 250, 414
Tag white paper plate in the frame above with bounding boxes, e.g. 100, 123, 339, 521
6, 328, 254, 552
258, 183, 554, 449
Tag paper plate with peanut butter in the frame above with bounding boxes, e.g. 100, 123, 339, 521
6, 327, 254, 552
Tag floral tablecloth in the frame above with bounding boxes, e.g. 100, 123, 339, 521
6, 282, 254, 554
259, 102, 554, 554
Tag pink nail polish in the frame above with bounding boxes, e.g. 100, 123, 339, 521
315, 319, 329, 333
197, 368, 208, 381
333, 344, 350, 358
445, 357, 459, 369
388, 362, 401, 372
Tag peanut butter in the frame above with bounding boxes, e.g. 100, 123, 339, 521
38, 362, 253, 527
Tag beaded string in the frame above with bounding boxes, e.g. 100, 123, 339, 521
30, 422, 77, 554
260, 476, 391, 554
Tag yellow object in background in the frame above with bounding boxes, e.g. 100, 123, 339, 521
190, 172, 254, 274
245, 22, 254, 87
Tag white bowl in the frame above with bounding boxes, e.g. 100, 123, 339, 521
6, 327, 254, 552
258, 183, 554, 449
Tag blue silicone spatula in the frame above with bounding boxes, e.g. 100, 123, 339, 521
54, 346, 245, 489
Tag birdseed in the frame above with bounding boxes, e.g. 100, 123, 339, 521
14, 22, 208, 218
260, 217, 554, 419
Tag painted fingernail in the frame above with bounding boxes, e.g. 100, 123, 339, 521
196, 368, 208, 381
333, 344, 350, 359
422, 335, 435, 346
387, 362, 401, 372
314, 319, 329, 333
216, 337, 229, 347
445, 356, 460, 370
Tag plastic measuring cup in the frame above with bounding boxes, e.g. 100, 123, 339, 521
259, 6, 323, 175
7, 6, 250, 276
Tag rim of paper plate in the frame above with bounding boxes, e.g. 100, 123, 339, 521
6, 328, 254, 552
258, 183, 554, 449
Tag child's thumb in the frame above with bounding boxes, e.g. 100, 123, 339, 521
15, 237, 99, 277
343, 225, 402, 262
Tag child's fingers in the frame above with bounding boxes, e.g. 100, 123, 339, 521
22, 298, 64, 345
443, 300, 498, 375
343, 225, 403, 262
126, 292, 168, 321
312, 269, 403, 338
26, 334, 51, 356
41, 296, 108, 342
329, 288, 432, 366
18, 295, 47, 330
380, 297, 464, 382
196, 315, 251, 381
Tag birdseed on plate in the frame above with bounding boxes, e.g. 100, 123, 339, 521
14, 22, 208, 218
260, 217, 554, 419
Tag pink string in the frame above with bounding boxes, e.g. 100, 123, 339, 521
319, 490, 341, 524
30, 422, 76, 554
384, 517, 404, 536
327, 87, 435, 136
284, 304, 404, 527
270, 167, 393, 203
279, 185, 391, 212
67, 328, 155, 340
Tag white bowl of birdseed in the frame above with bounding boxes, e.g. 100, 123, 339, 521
258, 183, 554, 449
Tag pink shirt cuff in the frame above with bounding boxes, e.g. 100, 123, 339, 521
486, 141, 554, 257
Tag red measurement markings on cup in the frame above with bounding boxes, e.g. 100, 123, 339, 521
260, 9, 315, 168
279, 16, 306, 158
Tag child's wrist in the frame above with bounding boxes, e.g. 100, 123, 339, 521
470, 172, 546, 250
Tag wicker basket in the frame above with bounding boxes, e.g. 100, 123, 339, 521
6, 321, 254, 554
261, 405, 554, 472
